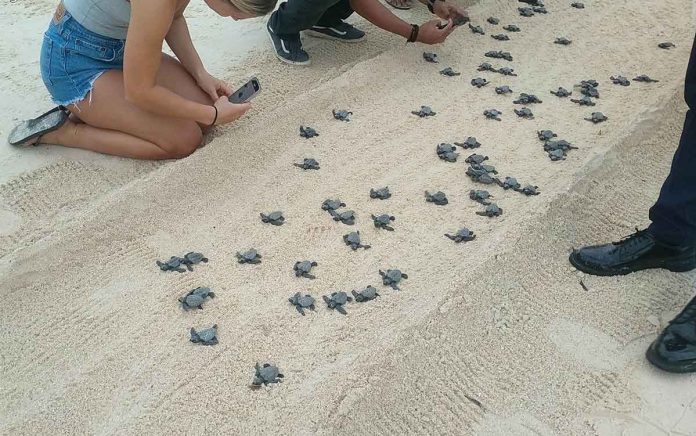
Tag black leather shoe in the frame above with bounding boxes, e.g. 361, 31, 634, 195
646, 296, 696, 373
569, 229, 696, 276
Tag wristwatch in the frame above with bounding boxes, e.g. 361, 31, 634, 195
427, 0, 442, 13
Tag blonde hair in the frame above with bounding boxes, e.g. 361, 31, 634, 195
230, 0, 277, 16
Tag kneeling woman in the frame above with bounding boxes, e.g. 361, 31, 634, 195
9, 0, 275, 159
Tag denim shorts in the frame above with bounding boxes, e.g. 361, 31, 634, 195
41, 6, 125, 106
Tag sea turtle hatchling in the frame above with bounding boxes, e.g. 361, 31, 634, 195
580, 79, 599, 88
554, 37, 572, 45
634, 75, 659, 83
425, 190, 449, 205
476, 203, 503, 217
533, 6, 547, 13
495, 85, 513, 94
544, 139, 577, 152
236, 249, 262, 264
498, 176, 521, 190
251, 363, 284, 387
453, 15, 470, 26
423, 52, 439, 63
352, 286, 380, 302
294, 260, 318, 279
179, 287, 216, 310
548, 149, 567, 161
371, 214, 396, 231
484, 109, 502, 121
293, 158, 320, 170
537, 130, 557, 141
518, 185, 541, 196
485, 50, 513, 61
322, 198, 346, 211
179, 252, 208, 271
610, 75, 631, 86
469, 189, 493, 205
466, 165, 498, 185
469, 24, 485, 35
260, 211, 285, 225
571, 2, 585, 8
585, 112, 608, 123
570, 96, 595, 106
190, 324, 218, 346
379, 269, 409, 290
492, 34, 510, 41
288, 292, 316, 315
299, 126, 319, 138
437, 143, 459, 162
471, 78, 489, 88
156, 256, 186, 273
445, 227, 476, 243
440, 67, 461, 77
412, 106, 437, 117
343, 231, 371, 250
323, 291, 353, 315
370, 187, 391, 199
478, 62, 497, 72
503, 24, 521, 32
465, 153, 489, 164
330, 209, 356, 225
518, 7, 534, 16
332, 109, 352, 121
658, 42, 675, 49
487, 16, 500, 25
551, 87, 572, 97
497, 67, 517, 76
454, 137, 482, 149
514, 108, 534, 119
513, 93, 542, 104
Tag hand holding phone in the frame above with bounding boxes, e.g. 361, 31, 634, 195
213, 96, 252, 125
228, 77, 261, 104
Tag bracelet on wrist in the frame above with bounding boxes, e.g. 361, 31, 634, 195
209, 105, 218, 127
407, 24, 419, 43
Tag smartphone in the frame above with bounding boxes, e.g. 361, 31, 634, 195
228, 77, 261, 104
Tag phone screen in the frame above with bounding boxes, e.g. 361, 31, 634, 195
229, 78, 261, 104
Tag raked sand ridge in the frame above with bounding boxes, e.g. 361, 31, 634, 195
2, 0, 696, 434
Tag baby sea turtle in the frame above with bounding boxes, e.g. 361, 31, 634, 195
497, 67, 517, 76
323, 291, 353, 315
571, 96, 595, 106
179, 287, 216, 310
423, 52, 439, 63
551, 87, 572, 97
658, 42, 675, 49
425, 190, 448, 205
453, 15, 470, 26
533, 6, 548, 13
190, 324, 218, 346
478, 62, 497, 72
288, 292, 316, 315
440, 67, 461, 77
466, 165, 498, 184
571, 2, 584, 8
487, 17, 500, 25
343, 231, 371, 250
293, 158, 320, 170
370, 187, 391, 199
492, 34, 510, 41
503, 24, 521, 32
580, 79, 599, 88
484, 109, 502, 121
469, 24, 485, 35
514, 108, 534, 119
437, 143, 459, 162
157, 256, 186, 273
465, 153, 489, 164
537, 130, 557, 141
251, 363, 284, 387
496, 85, 513, 94
371, 214, 395, 231
581, 86, 600, 99
610, 75, 631, 86
330, 209, 356, 225
485, 50, 513, 61
548, 149, 567, 161
519, 185, 541, 196
454, 137, 482, 149
178, 252, 208, 271
236, 248, 262, 264
412, 106, 436, 117
513, 93, 542, 104
352, 286, 380, 302
585, 112, 608, 123
544, 139, 577, 152
445, 228, 476, 243
518, 7, 534, 16
498, 176, 521, 190
469, 189, 493, 205
332, 109, 352, 121
294, 260, 318, 279
380, 269, 408, 290
519, 0, 543, 6
634, 75, 659, 83
299, 126, 319, 138
260, 211, 285, 225
476, 203, 503, 217
471, 78, 489, 88
555, 37, 572, 45
322, 198, 346, 211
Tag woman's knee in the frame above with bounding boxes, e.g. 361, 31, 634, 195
160, 123, 202, 158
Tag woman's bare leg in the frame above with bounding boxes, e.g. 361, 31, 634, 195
39, 54, 214, 160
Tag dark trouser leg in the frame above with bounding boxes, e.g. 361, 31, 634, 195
648, 34, 696, 246
316, 0, 354, 27
269, 0, 344, 35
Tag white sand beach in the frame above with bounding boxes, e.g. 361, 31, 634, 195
1, 0, 696, 434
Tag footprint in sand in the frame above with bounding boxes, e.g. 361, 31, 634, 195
548, 318, 631, 371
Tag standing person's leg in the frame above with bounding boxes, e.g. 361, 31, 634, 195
305, 0, 366, 42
